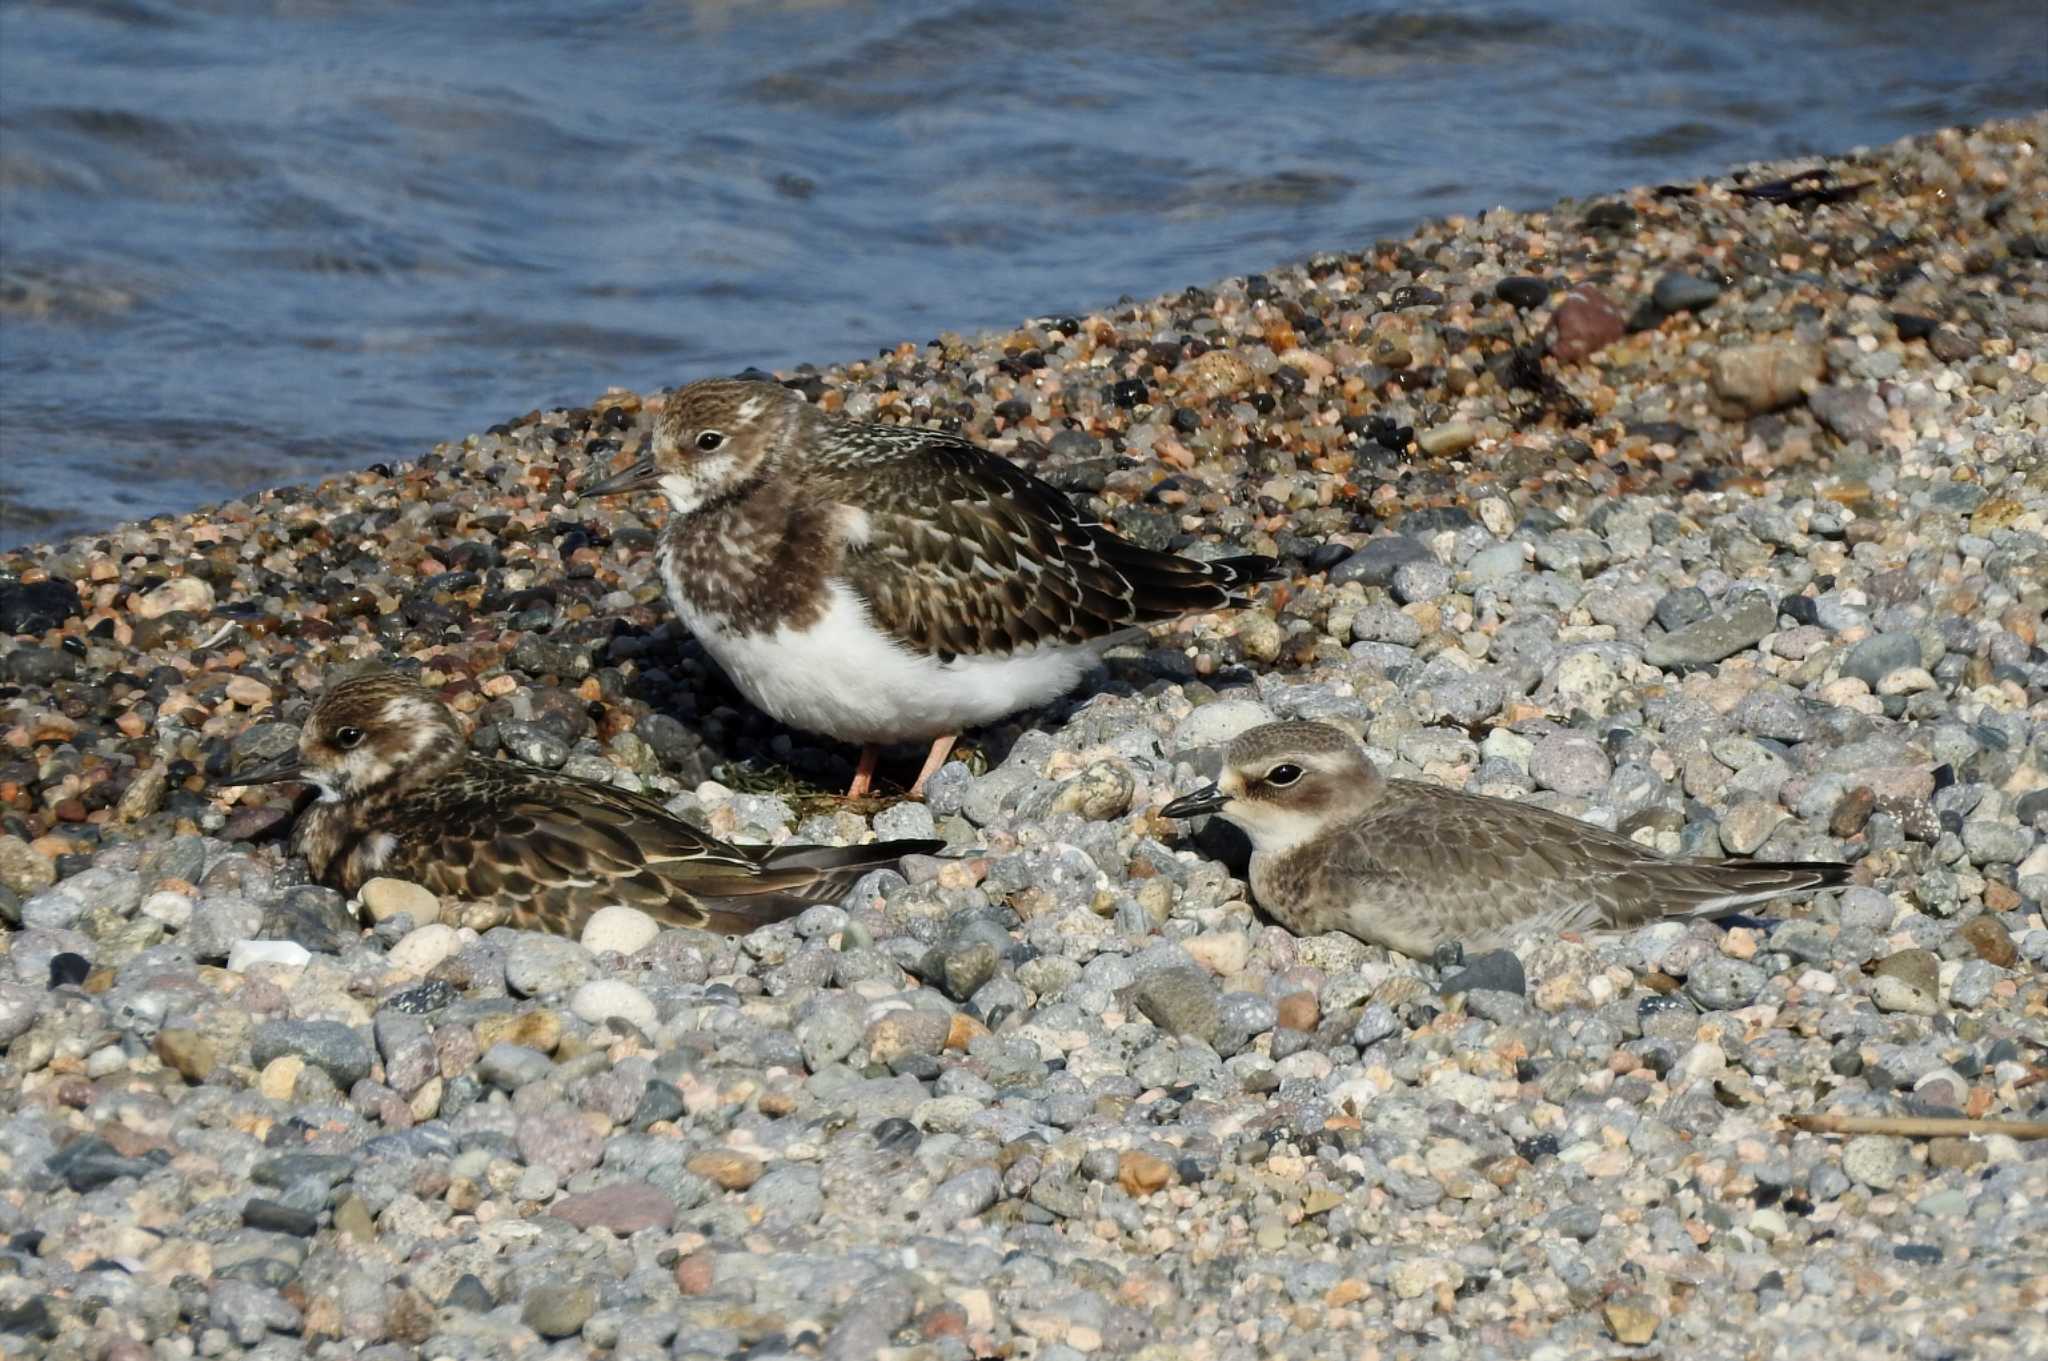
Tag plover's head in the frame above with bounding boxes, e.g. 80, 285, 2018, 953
572, 378, 808, 515
1161, 720, 1383, 854
223, 669, 466, 803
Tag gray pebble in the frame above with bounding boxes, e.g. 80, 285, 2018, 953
926, 1165, 1001, 1228
478, 1043, 553, 1090
1840, 1135, 1907, 1191
1652, 272, 1721, 313
1685, 957, 1766, 1010
1529, 733, 1611, 797
1129, 966, 1222, 1045
1330, 535, 1432, 588
521, 1281, 597, 1339
1644, 595, 1775, 669
1841, 633, 1921, 687
498, 721, 570, 769
250, 1019, 373, 1089
504, 934, 596, 996
1392, 559, 1452, 604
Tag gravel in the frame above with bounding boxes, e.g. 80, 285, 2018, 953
0, 118, 2044, 1361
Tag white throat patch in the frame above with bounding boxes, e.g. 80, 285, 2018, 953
1224, 802, 1330, 856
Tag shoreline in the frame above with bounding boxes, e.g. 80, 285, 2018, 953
1, 117, 2045, 1359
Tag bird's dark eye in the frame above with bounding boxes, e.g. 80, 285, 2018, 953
1265, 762, 1304, 787
334, 726, 365, 750
695, 430, 725, 452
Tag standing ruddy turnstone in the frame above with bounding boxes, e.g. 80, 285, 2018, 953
218, 669, 942, 938
1161, 720, 1850, 961
570, 378, 1278, 798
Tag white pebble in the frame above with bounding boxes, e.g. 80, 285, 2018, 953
570, 979, 659, 1034
581, 905, 661, 955
387, 923, 460, 977
228, 940, 311, 973
140, 890, 193, 928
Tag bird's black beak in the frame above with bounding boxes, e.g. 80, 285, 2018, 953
209, 751, 305, 789
568, 456, 659, 505
1161, 784, 1228, 819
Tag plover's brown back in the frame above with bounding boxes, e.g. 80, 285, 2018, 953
1256, 777, 1848, 959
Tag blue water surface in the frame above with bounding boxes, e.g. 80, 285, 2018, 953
2, 0, 2042, 545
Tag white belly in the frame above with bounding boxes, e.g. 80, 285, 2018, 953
673, 577, 1100, 744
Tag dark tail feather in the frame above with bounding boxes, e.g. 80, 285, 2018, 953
1211, 554, 1282, 590
1097, 537, 1283, 616
1677, 858, 1851, 921
757, 838, 944, 881
662, 839, 945, 935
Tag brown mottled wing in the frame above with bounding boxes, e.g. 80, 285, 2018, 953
1315, 780, 1845, 951
380, 764, 783, 938
808, 423, 1276, 657
385, 764, 945, 940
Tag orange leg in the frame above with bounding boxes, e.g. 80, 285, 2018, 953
845, 744, 880, 800
908, 734, 959, 799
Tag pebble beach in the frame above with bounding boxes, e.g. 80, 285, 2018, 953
2, 112, 2046, 1359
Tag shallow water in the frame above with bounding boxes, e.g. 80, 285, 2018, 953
1, 0, 2041, 547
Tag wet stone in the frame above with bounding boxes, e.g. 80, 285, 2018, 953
1652, 272, 1722, 313
0, 579, 85, 635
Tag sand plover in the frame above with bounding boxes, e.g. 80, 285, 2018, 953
1161, 720, 1849, 960
219, 669, 942, 937
570, 378, 1278, 798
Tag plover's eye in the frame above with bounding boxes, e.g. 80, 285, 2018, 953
1265, 762, 1304, 787
695, 430, 725, 452
334, 726, 366, 750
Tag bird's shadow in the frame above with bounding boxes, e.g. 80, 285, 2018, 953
609, 625, 1265, 805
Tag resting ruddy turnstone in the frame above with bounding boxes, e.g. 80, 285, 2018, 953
571, 378, 1279, 798
219, 669, 942, 937
1161, 720, 1850, 961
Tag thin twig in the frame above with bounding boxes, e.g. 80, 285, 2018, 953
1787, 1113, 2048, 1140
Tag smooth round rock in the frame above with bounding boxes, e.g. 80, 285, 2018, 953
521, 1282, 596, 1339
580, 904, 661, 955
387, 924, 462, 977
569, 979, 658, 1034
359, 877, 440, 926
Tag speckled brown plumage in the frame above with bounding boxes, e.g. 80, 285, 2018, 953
223, 670, 941, 938
572, 377, 1283, 797
1164, 720, 1851, 960
630, 378, 1278, 655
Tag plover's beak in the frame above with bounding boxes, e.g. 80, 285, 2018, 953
210, 751, 305, 789
1161, 785, 1228, 819
569, 457, 659, 504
